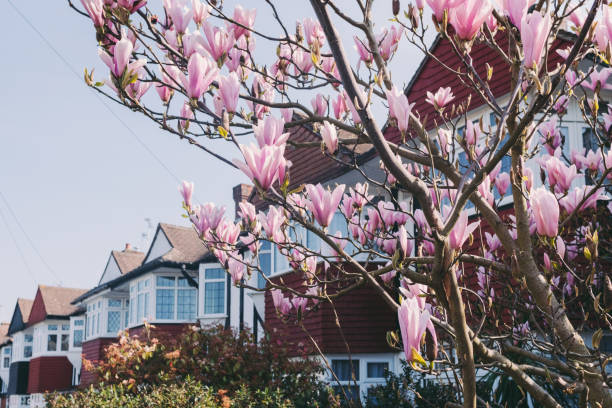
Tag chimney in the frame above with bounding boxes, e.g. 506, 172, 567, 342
233, 184, 254, 219
125, 243, 132, 251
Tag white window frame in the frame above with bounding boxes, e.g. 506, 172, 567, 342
198, 264, 227, 318
129, 276, 152, 327
70, 317, 85, 349
154, 274, 198, 322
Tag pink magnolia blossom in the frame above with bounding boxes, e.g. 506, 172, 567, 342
386, 86, 414, 133
292, 48, 314, 76
217, 219, 241, 245
531, 187, 559, 237
565, 70, 579, 88
218, 72, 241, 113
501, 0, 536, 27
377, 26, 403, 61
348, 182, 373, 209
192, 0, 209, 26
117, 0, 147, 13
306, 184, 345, 227
354, 36, 373, 65
181, 53, 218, 100
485, 231, 501, 253
569, 8, 586, 30
253, 116, 289, 147
397, 297, 437, 362
560, 186, 604, 213
271, 289, 292, 315
584, 68, 612, 92
80, 0, 104, 27
449, 0, 492, 40
192, 202, 225, 235
380, 269, 397, 284
303, 17, 326, 48
583, 150, 602, 172
291, 295, 308, 313
227, 258, 245, 285
125, 69, 152, 101
232, 5, 256, 39
333, 93, 348, 119
396, 225, 413, 258
163, 0, 193, 34
258, 206, 286, 243
425, 0, 467, 22
464, 120, 480, 146
178, 181, 194, 208
545, 156, 577, 192
478, 176, 494, 206
179, 100, 194, 131
448, 209, 480, 250
98, 33, 145, 78
320, 121, 338, 154
426, 87, 454, 110
343, 90, 363, 124
495, 172, 511, 197
538, 117, 561, 155
311, 94, 328, 116
233, 144, 286, 190
438, 129, 451, 157
554, 96, 569, 114
280, 108, 293, 123
203, 23, 235, 62
557, 236, 566, 260
238, 201, 257, 225
521, 11, 551, 70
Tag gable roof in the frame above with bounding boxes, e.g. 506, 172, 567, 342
7, 298, 33, 335
112, 249, 145, 275
73, 223, 214, 304
28, 286, 87, 326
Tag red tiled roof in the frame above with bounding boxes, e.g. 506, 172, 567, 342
17, 298, 34, 324
158, 223, 209, 263
111, 249, 145, 275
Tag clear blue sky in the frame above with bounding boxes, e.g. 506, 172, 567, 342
0, 0, 426, 322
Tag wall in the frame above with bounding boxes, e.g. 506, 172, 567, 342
27, 356, 73, 394
80, 337, 117, 386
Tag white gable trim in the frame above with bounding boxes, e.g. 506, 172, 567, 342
98, 255, 122, 285
144, 228, 172, 263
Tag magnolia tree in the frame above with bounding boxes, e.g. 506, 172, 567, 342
70, 0, 612, 406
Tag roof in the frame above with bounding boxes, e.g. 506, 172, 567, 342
111, 249, 145, 274
0, 323, 10, 346
73, 223, 215, 304
17, 298, 33, 323
156, 223, 209, 263
251, 124, 376, 211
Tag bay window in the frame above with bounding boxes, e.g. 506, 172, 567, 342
72, 318, 84, 348
154, 276, 198, 321
129, 277, 151, 325
200, 266, 226, 316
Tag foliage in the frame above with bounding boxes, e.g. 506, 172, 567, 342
46, 378, 297, 408
87, 324, 331, 407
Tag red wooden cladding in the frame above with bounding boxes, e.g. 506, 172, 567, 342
265, 264, 397, 356
26, 290, 46, 327
27, 356, 73, 394
80, 337, 117, 386
128, 323, 192, 342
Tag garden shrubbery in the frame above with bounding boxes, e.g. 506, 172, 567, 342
47, 324, 333, 408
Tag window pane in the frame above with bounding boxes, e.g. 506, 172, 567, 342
332, 359, 359, 381
144, 293, 150, 319
177, 289, 197, 320
157, 276, 175, 287
367, 362, 388, 378
73, 330, 83, 348
332, 386, 361, 403
47, 335, 57, 352
258, 252, 271, 289
3, 357, 9, 368
48, 325, 58, 331
25, 334, 33, 343
74, 320, 84, 327
24, 346, 32, 358
156, 289, 175, 319
178, 277, 196, 287
137, 293, 144, 320
108, 299, 122, 308
61, 324, 70, 331
61, 334, 69, 351
108, 311, 121, 334
138, 280, 145, 291
204, 282, 225, 314
205, 268, 225, 280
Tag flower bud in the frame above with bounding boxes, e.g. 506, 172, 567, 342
392, 0, 400, 15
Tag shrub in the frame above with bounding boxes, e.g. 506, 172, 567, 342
83, 324, 332, 407
46, 378, 296, 408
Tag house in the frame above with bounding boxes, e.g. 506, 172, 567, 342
6, 299, 33, 408
0, 323, 11, 408
73, 220, 265, 386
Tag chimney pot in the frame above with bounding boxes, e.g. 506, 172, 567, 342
125, 243, 132, 251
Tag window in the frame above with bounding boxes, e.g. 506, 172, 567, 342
24, 334, 33, 358
332, 359, 359, 381
47, 335, 57, 352
130, 278, 152, 325
155, 276, 198, 320
61, 334, 69, 351
3, 357, 9, 368
107, 311, 121, 334
202, 268, 226, 315
258, 241, 273, 289
367, 362, 388, 379
73, 328, 83, 348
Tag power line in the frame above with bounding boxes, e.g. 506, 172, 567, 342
5, 0, 181, 185
0, 203, 38, 286
0, 191, 62, 285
